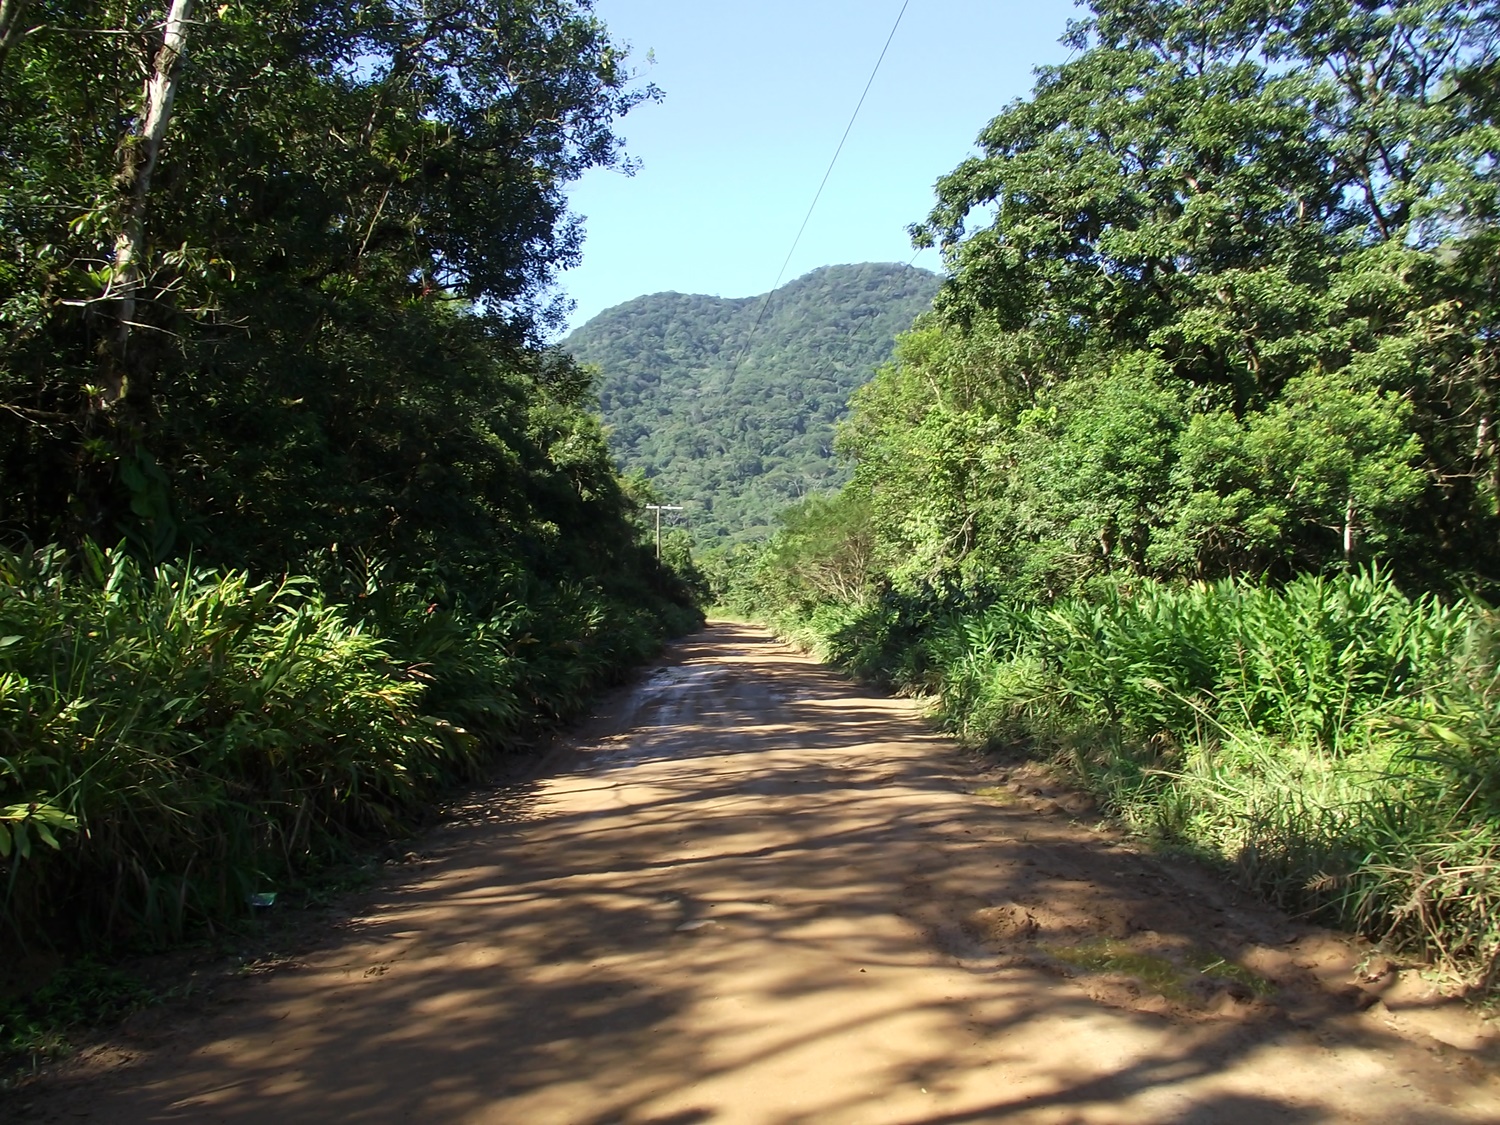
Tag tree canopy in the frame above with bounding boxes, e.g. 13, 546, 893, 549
825, 0, 1500, 597
0, 0, 667, 591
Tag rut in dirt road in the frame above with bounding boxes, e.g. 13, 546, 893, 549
18, 624, 1500, 1124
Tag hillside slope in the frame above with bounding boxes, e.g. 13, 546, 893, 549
565, 262, 940, 542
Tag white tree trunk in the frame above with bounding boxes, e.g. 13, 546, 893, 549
0, 0, 35, 68
1342, 495, 1356, 565
108, 0, 194, 403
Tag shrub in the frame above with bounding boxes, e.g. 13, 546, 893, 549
0, 542, 689, 950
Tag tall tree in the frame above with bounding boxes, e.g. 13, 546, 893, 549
869, 0, 1500, 590
0, 1, 656, 572
107, 0, 192, 407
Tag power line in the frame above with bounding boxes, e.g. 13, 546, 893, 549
768, 0, 912, 299
730, 0, 913, 372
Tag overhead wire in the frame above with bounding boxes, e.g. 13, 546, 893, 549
728, 0, 913, 374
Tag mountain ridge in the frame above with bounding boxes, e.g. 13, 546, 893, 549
565, 262, 940, 542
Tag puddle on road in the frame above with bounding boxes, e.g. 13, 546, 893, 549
579, 661, 736, 767
641, 664, 707, 693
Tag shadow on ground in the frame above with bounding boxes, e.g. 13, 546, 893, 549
16, 624, 1499, 1124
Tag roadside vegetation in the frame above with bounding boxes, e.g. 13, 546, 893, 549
0, 0, 699, 1002
727, 0, 1500, 993
745, 572, 1500, 986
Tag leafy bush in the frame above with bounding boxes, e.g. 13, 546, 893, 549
0, 544, 458, 946
0, 542, 691, 951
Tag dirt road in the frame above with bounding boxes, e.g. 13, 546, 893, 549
18, 624, 1500, 1123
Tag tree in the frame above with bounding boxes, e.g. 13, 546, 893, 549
0, 1, 657, 574
871, 0, 1500, 591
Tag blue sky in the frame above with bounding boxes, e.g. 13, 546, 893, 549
553, 0, 1085, 333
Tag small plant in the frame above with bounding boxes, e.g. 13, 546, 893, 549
0, 960, 159, 1081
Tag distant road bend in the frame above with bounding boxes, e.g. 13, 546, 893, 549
25, 624, 1500, 1123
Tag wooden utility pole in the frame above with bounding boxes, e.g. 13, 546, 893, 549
645, 504, 683, 559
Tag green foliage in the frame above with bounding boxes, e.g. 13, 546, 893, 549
755, 491, 879, 610
0, 541, 690, 949
0, 543, 451, 945
848, 0, 1500, 592
0, 1, 663, 580
565, 263, 940, 542
0, 2, 703, 961
842, 333, 1449, 596
1162, 373, 1427, 575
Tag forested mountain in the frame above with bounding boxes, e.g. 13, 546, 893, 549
564, 263, 939, 541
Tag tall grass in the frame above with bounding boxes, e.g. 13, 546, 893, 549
0, 543, 685, 950
770, 570, 1500, 991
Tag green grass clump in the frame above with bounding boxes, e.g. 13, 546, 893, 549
1045, 941, 1197, 1001
971, 785, 1017, 804
0, 542, 690, 952
1045, 940, 1273, 1003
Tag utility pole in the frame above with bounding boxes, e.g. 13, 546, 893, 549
645, 504, 683, 560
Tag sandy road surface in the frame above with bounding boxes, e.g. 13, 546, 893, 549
17, 624, 1500, 1123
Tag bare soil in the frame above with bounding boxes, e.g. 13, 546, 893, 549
11, 623, 1500, 1123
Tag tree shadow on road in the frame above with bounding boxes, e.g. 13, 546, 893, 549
19, 624, 1495, 1124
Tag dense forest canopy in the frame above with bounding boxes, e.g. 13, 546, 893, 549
564, 263, 939, 542
0, 0, 664, 578
839, 0, 1500, 597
